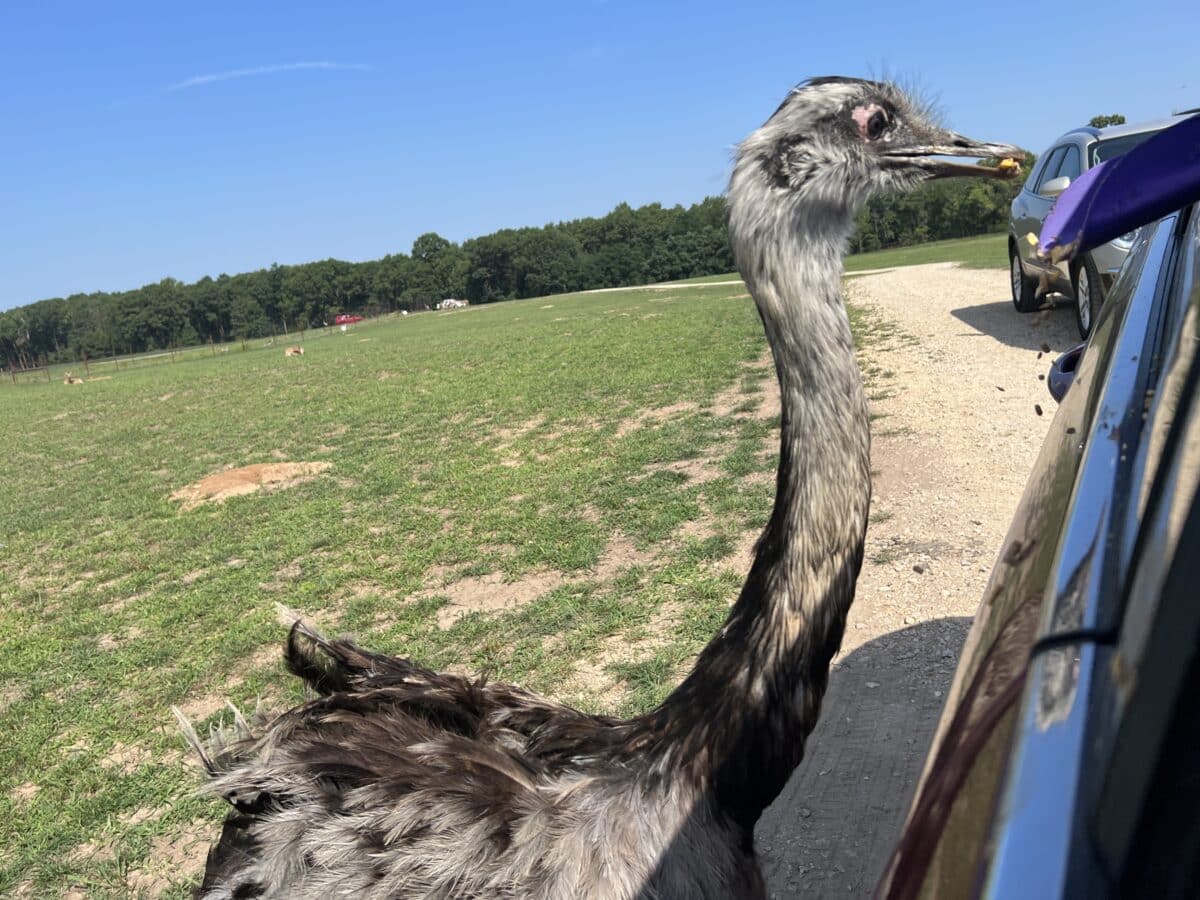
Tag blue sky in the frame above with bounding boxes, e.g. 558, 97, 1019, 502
1, 0, 1193, 310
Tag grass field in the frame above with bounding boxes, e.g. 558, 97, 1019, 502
844, 233, 1008, 272
0, 240, 973, 897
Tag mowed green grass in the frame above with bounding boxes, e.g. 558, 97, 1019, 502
844, 233, 1008, 272
1, 280, 798, 897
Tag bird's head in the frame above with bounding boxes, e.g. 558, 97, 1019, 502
731, 77, 1024, 221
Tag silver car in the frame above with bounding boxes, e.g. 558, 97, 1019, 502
1008, 115, 1186, 339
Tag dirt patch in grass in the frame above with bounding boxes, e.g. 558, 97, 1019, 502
97, 625, 144, 651
592, 533, 655, 577
429, 534, 656, 629
613, 352, 778, 442
259, 558, 303, 591
223, 644, 283, 692
120, 806, 166, 827
170, 462, 333, 511
562, 600, 687, 708
642, 456, 725, 485
721, 530, 761, 583
1, 684, 23, 714
709, 354, 777, 418
101, 589, 150, 614
492, 416, 545, 445
175, 692, 226, 721
124, 819, 213, 899
68, 838, 116, 865
615, 402, 697, 438
100, 741, 152, 774
10, 782, 39, 803
674, 519, 719, 542
432, 570, 570, 628
180, 568, 208, 585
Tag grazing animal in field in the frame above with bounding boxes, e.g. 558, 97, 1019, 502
284, 346, 304, 357
63, 371, 84, 385
178, 78, 1022, 899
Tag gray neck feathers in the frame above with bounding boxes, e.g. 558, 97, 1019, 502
626, 159, 872, 831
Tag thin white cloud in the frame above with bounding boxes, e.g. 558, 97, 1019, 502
167, 61, 367, 91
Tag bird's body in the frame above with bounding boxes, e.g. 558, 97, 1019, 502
182, 78, 1021, 899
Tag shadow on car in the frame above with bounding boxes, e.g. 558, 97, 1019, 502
757, 616, 973, 898
949, 299, 1077, 352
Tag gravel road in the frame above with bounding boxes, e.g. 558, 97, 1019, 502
756, 262, 1079, 897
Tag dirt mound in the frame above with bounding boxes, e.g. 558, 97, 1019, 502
170, 462, 332, 511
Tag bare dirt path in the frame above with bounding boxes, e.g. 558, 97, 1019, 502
756, 262, 1079, 897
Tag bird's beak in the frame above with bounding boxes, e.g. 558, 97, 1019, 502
880, 131, 1026, 180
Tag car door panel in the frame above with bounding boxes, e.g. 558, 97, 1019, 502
1017, 146, 1067, 277
878, 213, 1183, 899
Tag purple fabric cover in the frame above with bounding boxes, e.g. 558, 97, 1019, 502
1038, 114, 1200, 263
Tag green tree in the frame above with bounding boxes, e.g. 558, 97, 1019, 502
230, 291, 268, 348
371, 254, 413, 310
280, 266, 318, 336
1088, 114, 1126, 128
410, 233, 469, 304
514, 229, 581, 297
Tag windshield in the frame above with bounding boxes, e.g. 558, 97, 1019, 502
1090, 130, 1162, 166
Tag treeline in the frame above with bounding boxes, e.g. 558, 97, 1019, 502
1, 173, 1019, 368
850, 171, 1019, 253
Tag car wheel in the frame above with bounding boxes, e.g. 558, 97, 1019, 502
1011, 248, 1038, 313
1072, 254, 1104, 340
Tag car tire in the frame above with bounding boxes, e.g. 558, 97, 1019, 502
1072, 254, 1104, 340
1011, 247, 1038, 313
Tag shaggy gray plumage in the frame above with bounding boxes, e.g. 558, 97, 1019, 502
178, 78, 1021, 899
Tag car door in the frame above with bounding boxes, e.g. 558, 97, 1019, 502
1013, 145, 1068, 277
878, 207, 1191, 899
1083, 201, 1200, 896
1047, 144, 1083, 281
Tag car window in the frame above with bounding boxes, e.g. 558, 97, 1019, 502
1056, 145, 1082, 183
1091, 129, 1164, 166
1035, 146, 1068, 195
1022, 152, 1050, 192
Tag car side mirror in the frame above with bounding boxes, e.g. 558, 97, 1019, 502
1048, 343, 1086, 403
1041, 175, 1071, 198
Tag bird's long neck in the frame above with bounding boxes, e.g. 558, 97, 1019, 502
628, 192, 871, 831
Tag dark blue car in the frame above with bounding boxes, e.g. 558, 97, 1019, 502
880, 201, 1200, 898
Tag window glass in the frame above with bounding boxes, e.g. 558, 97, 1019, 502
1036, 147, 1067, 195
1091, 130, 1163, 166
1056, 145, 1082, 183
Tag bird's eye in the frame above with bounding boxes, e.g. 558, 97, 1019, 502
867, 109, 889, 140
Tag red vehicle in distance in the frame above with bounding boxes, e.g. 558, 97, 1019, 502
334, 314, 364, 325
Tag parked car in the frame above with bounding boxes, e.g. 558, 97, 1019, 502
1008, 114, 1189, 339
334, 314, 364, 325
881, 199, 1200, 897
